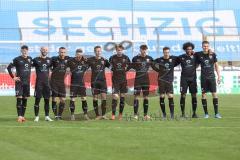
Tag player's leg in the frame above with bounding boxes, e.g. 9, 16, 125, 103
99, 81, 108, 119
118, 81, 128, 120
159, 81, 166, 118
111, 81, 119, 120
33, 82, 42, 122
81, 96, 89, 120
210, 79, 221, 118
189, 80, 198, 118
180, 78, 188, 117
51, 81, 58, 118
15, 82, 23, 122
142, 85, 150, 120
167, 93, 174, 119
69, 85, 77, 120
133, 85, 141, 119
111, 93, 118, 120
21, 84, 30, 121
43, 84, 52, 121
201, 78, 209, 118
91, 82, 100, 119
57, 83, 67, 119
101, 92, 108, 119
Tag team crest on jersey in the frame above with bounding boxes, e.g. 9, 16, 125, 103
47, 60, 50, 63
169, 59, 172, 62
122, 58, 126, 63
28, 59, 31, 63
186, 60, 191, 64
146, 58, 150, 62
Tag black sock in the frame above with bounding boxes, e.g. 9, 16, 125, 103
160, 97, 166, 116
180, 96, 185, 115
44, 99, 50, 116
58, 102, 65, 117
143, 99, 149, 116
70, 100, 75, 115
169, 98, 174, 118
213, 98, 218, 114
52, 101, 57, 117
101, 100, 107, 116
34, 98, 41, 117
119, 97, 125, 114
112, 99, 117, 115
93, 100, 99, 116
192, 97, 197, 114
82, 100, 88, 114
134, 99, 139, 115
16, 98, 22, 117
22, 98, 27, 117
202, 99, 208, 114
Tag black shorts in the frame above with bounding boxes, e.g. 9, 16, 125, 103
201, 78, 216, 93
70, 85, 86, 97
34, 81, 51, 99
91, 81, 107, 95
112, 79, 128, 94
180, 78, 197, 94
15, 81, 30, 97
50, 80, 66, 97
134, 80, 149, 96
158, 80, 173, 94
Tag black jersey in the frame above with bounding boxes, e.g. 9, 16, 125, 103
131, 55, 153, 83
87, 56, 110, 82
51, 56, 70, 81
196, 51, 217, 79
109, 54, 131, 82
33, 57, 52, 83
7, 56, 33, 84
67, 57, 89, 85
177, 53, 197, 80
152, 56, 178, 83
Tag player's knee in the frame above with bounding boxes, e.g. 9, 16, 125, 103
212, 92, 218, 98
167, 94, 173, 98
113, 94, 119, 100
202, 93, 207, 99
81, 97, 86, 101
181, 93, 186, 98
143, 96, 148, 100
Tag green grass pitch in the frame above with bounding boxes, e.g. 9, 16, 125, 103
0, 95, 239, 160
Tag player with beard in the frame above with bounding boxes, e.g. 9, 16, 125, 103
7, 45, 33, 122
32, 47, 53, 122
50, 47, 70, 120
67, 48, 90, 121
177, 42, 198, 118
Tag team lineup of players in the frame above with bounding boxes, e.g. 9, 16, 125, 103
7, 41, 222, 123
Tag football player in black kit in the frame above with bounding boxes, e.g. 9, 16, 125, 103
32, 46, 53, 122
177, 42, 198, 118
131, 44, 153, 120
67, 48, 90, 121
50, 47, 70, 120
7, 45, 32, 123
87, 46, 110, 120
196, 41, 222, 119
109, 44, 131, 120
152, 47, 178, 119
